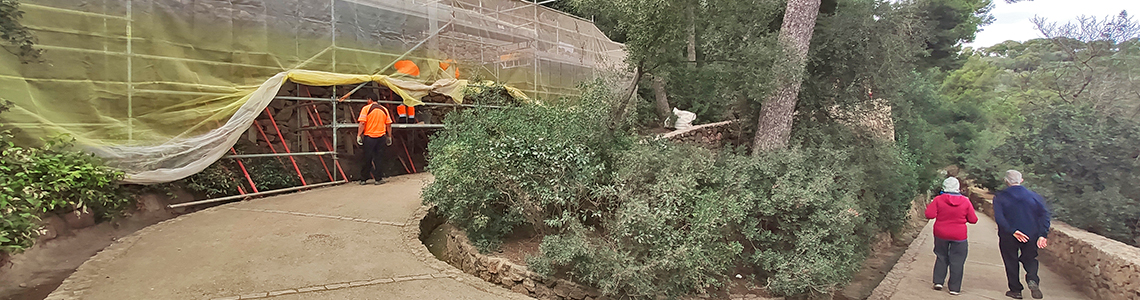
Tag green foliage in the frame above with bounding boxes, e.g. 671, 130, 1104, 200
803, 0, 927, 110
0, 101, 127, 255
426, 78, 927, 297
424, 82, 617, 250
913, 0, 994, 70
926, 20, 1140, 245
463, 81, 526, 106
562, 0, 785, 126
529, 142, 745, 298
184, 161, 244, 198
892, 72, 958, 183
428, 0, 995, 296
0, 0, 42, 63
994, 105, 1140, 244
183, 154, 301, 198
944, 31, 1140, 245
725, 147, 868, 295
560, 0, 692, 73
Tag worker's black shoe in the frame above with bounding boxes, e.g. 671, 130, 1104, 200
1027, 281, 1043, 299
359, 180, 369, 185
1006, 291, 1023, 299
374, 179, 386, 185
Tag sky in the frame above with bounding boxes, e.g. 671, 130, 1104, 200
965, 0, 1140, 48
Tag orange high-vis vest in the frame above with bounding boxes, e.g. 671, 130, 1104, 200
357, 103, 393, 138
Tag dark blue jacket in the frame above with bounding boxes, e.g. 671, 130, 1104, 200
993, 185, 1052, 239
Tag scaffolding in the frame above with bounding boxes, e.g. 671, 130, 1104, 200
168, 80, 509, 208
0, 0, 627, 186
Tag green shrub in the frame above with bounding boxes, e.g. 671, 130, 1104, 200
464, 81, 524, 106
424, 81, 925, 298
423, 96, 618, 250
529, 142, 746, 298
183, 147, 303, 198
0, 101, 128, 255
185, 161, 244, 198
995, 104, 1140, 245
725, 148, 868, 295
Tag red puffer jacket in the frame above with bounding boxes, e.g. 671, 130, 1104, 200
925, 193, 979, 241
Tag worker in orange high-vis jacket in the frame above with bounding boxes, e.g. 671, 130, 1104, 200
356, 98, 393, 185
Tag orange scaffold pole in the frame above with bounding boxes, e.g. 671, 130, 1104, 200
264, 108, 308, 186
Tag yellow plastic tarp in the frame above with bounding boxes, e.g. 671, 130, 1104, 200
92, 69, 527, 184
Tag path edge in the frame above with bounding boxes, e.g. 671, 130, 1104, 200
401, 204, 536, 299
43, 205, 229, 300
867, 220, 933, 300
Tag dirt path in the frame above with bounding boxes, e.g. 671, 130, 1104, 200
43, 173, 531, 300
871, 214, 1089, 300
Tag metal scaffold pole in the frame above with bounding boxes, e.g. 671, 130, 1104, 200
332, 85, 339, 182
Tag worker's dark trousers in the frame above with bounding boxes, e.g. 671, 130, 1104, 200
932, 237, 968, 292
360, 135, 387, 181
999, 233, 1040, 292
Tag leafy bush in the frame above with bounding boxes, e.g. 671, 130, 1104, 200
423, 88, 618, 250
463, 82, 515, 106
1, 0, 43, 63
944, 38, 1140, 246
993, 104, 1140, 245
185, 161, 244, 198
424, 81, 922, 297
725, 147, 870, 295
0, 101, 128, 255
529, 142, 746, 298
183, 146, 304, 198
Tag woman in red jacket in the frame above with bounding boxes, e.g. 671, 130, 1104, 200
925, 177, 979, 295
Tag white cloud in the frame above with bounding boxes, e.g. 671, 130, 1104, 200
965, 0, 1140, 48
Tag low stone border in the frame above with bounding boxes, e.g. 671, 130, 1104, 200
402, 205, 536, 300
418, 207, 604, 300
417, 207, 788, 300
978, 198, 1140, 300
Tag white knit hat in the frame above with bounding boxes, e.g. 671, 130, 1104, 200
1005, 170, 1023, 185
943, 177, 960, 194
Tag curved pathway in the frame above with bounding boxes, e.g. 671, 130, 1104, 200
45, 172, 1094, 300
45, 173, 530, 300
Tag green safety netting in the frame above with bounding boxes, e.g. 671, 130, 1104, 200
0, 0, 626, 183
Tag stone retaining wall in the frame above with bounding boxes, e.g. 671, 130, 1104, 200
658, 120, 742, 149
980, 199, 1140, 300
420, 208, 785, 300
430, 223, 606, 300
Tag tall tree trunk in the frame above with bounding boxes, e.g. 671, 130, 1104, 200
609, 66, 642, 132
653, 75, 672, 125
687, 8, 697, 65
753, 0, 822, 153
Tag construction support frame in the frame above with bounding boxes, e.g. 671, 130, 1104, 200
168, 83, 491, 209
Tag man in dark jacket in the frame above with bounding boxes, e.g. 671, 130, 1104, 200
993, 170, 1051, 299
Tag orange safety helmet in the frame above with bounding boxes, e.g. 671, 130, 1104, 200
394, 60, 421, 77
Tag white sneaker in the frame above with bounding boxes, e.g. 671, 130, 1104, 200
949, 291, 961, 296
933, 284, 944, 291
